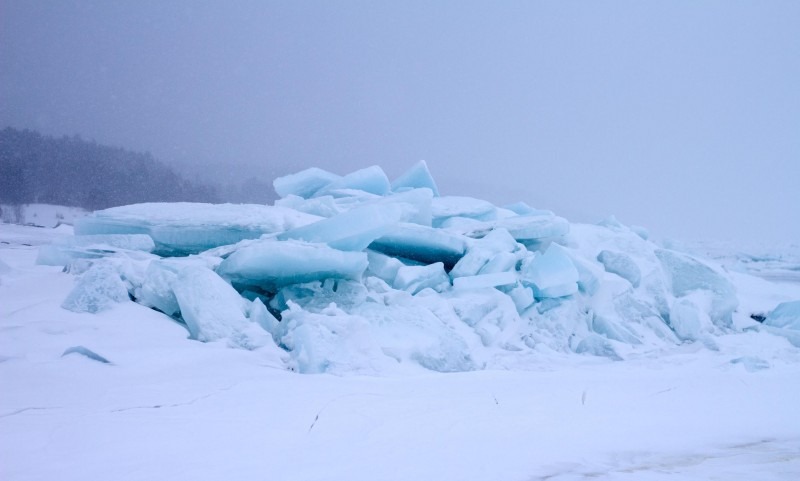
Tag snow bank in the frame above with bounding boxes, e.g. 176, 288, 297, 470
42, 161, 789, 374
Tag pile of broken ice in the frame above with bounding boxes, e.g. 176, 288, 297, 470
39, 162, 798, 373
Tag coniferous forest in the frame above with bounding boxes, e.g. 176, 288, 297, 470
0, 127, 220, 210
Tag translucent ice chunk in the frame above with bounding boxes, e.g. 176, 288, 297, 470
133, 256, 216, 317
62, 262, 130, 313
277, 188, 434, 253
278, 203, 405, 251
273, 167, 340, 199
366, 250, 405, 285
437, 216, 488, 233
274, 194, 341, 218
655, 249, 738, 327
432, 196, 497, 227
443, 214, 570, 244
764, 300, 800, 330
502, 202, 554, 217
372, 188, 433, 226
135, 260, 183, 316
323, 188, 382, 203
507, 284, 535, 312
76, 203, 320, 255
249, 298, 281, 340
478, 252, 519, 275
394, 262, 450, 294
391, 160, 439, 196
218, 239, 368, 291
173, 266, 269, 349
597, 250, 641, 287
450, 248, 494, 279
315, 165, 391, 197
520, 244, 579, 298
450, 228, 519, 278
370, 223, 468, 267
453, 272, 517, 290
475, 227, 520, 253
495, 214, 570, 241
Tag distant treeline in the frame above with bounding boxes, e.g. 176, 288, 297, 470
0, 127, 220, 210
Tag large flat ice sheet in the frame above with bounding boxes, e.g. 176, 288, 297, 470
76, 203, 320, 254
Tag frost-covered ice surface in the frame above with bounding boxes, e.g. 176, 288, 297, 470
2, 163, 800, 480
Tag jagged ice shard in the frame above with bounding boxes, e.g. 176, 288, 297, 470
45, 162, 790, 374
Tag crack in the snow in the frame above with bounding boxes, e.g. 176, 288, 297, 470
110, 383, 239, 413
649, 386, 677, 396
0, 406, 62, 419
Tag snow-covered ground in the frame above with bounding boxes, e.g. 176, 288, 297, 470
2, 222, 800, 480
0, 204, 87, 228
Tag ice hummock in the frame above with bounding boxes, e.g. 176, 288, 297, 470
47, 162, 772, 374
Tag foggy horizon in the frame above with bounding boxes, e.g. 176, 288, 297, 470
2, 1, 798, 244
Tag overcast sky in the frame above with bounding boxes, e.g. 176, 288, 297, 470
2, 1, 798, 244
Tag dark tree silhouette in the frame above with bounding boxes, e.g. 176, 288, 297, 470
0, 127, 219, 210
